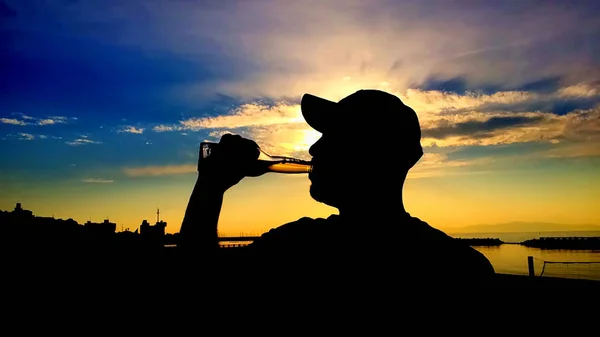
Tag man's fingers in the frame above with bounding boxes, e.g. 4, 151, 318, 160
218, 133, 259, 160
219, 133, 241, 145
242, 139, 260, 160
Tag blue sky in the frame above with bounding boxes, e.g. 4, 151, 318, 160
1, 0, 599, 233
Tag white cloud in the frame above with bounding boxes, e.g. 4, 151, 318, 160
1, 115, 72, 126
65, 138, 102, 146
207, 130, 231, 139
399, 89, 539, 117
151, 83, 600, 160
1, 118, 26, 126
123, 164, 196, 177
48, 116, 69, 122
183, 103, 302, 130
82, 178, 114, 183
119, 126, 145, 134
37, 119, 58, 125
153, 103, 303, 133
153, 125, 181, 132
417, 106, 600, 148
557, 83, 600, 98
18, 133, 35, 140
3, 133, 62, 141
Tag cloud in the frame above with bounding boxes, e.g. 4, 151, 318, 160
18, 133, 35, 140
151, 82, 600, 159
37, 119, 60, 125
2, 133, 59, 141
145, 0, 598, 102
123, 164, 196, 177
7, 1, 598, 107
417, 107, 600, 148
119, 126, 144, 134
153, 125, 181, 132
422, 116, 545, 139
157, 82, 600, 154
1, 114, 72, 126
82, 178, 114, 183
1, 118, 26, 126
153, 102, 303, 132
410, 151, 493, 173
65, 138, 102, 146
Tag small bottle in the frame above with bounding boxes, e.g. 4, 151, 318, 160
199, 142, 312, 175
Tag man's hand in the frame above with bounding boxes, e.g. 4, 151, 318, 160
198, 133, 261, 193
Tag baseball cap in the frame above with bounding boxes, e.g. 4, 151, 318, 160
301, 89, 423, 166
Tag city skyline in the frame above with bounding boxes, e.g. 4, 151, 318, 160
1, 1, 599, 235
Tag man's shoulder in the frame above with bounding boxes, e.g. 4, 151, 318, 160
400, 215, 495, 277
398, 215, 452, 241
249, 215, 336, 249
264, 215, 334, 234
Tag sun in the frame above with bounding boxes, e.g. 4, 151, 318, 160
276, 127, 322, 158
295, 128, 322, 151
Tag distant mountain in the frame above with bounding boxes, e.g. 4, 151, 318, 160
448, 221, 600, 233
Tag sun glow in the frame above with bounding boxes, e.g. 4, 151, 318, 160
296, 128, 322, 151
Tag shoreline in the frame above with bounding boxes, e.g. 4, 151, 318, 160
454, 236, 600, 250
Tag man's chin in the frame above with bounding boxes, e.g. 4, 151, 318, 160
309, 185, 337, 208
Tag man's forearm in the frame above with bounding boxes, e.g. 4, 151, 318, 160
179, 176, 225, 252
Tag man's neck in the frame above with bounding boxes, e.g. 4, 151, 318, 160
338, 198, 407, 221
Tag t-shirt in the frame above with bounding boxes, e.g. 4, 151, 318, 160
221, 213, 495, 288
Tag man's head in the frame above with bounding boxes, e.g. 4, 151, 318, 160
301, 89, 423, 209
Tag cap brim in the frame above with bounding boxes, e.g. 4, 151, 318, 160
301, 94, 338, 133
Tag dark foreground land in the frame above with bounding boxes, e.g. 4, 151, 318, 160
7, 244, 600, 291
4, 207, 599, 290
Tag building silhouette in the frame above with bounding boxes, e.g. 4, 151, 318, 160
84, 219, 116, 237
139, 208, 167, 241
140, 219, 166, 237
12, 202, 33, 217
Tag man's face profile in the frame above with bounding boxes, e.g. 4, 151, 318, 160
308, 131, 358, 208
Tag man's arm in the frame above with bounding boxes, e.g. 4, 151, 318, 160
177, 134, 262, 262
179, 175, 224, 255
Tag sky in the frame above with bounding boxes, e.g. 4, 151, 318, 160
1, 0, 599, 235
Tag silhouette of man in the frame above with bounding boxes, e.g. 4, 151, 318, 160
180, 89, 495, 287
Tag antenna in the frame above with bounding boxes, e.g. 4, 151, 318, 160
157, 207, 160, 223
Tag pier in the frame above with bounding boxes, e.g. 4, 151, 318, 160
521, 237, 600, 250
